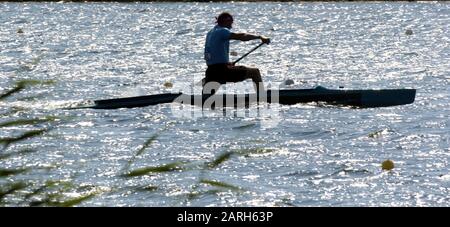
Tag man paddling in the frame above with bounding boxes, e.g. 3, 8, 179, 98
202, 12, 270, 95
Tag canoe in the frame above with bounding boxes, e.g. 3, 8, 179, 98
90, 86, 416, 109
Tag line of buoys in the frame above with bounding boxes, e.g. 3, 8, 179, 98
283, 79, 294, 86
405, 29, 413, 35
382, 159, 394, 170
164, 82, 173, 88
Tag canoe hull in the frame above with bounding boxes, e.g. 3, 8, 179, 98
92, 87, 416, 109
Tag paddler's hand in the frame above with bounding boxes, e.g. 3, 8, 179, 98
260, 36, 270, 44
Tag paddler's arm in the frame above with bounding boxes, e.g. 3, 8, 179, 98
230, 33, 271, 44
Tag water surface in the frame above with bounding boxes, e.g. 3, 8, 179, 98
0, 2, 449, 206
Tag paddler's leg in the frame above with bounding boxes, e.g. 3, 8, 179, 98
202, 67, 221, 95
202, 80, 220, 95
246, 68, 265, 96
227, 65, 265, 95
202, 80, 221, 109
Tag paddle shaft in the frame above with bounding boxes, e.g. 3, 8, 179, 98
233, 42, 265, 64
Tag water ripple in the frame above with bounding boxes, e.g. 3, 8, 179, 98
1, 2, 449, 207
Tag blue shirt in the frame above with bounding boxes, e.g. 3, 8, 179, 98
204, 25, 231, 65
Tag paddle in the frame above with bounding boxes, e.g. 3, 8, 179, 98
232, 42, 265, 65
196, 42, 267, 86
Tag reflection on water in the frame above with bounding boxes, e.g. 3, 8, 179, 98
0, 2, 449, 206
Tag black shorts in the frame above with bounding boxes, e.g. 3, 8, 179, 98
204, 64, 250, 84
